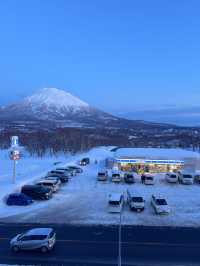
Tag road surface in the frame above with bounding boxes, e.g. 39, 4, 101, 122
0, 223, 200, 265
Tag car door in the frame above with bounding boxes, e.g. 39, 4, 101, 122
19, 235, 33, 250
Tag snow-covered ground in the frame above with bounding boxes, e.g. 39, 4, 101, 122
0, 146, 200, 227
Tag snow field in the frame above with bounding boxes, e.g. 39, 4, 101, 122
0, 146, 200, 227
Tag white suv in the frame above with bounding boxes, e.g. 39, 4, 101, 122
151, 195, 170, 215
178, 172, 194, 185
10, 228, 56, 253
165, 172, 178, 183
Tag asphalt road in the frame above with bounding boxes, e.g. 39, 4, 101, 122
0, 223, 200, 265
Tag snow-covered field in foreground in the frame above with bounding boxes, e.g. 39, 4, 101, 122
0, 146, 200, 227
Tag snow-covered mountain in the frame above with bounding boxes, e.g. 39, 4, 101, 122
0, 88, 118, 127
0, 88, 171, 129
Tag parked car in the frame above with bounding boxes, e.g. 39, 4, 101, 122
49, 169, 70, 177
127, 190, 145, 212
46, 174, 68, 183
67, 165, 83, 174
6, 193, 33, 206
178, 172, 194, 185
21, 185, 53, 200
194, 174, 200, 183
142, 174, 155, 185
80, 157, 90, 166
111, 171, 121, 183
151, 195, 170, 215
165, 172, 178, 183
10, 228, 56, 253
97, 170, 108, 181
36, 179, 60, 193
55, 168, 76, 176
124, 173, 135, 184
108, 193, 124, 213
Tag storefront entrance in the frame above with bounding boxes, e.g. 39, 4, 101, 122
119, 162, 184, 173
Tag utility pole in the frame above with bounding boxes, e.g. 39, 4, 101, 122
13, 159, 16, 184
118, 207, 122, 266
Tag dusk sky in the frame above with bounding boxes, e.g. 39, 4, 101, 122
0, 0, 200, 118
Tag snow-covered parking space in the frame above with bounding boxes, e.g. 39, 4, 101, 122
0, 147, 200, 227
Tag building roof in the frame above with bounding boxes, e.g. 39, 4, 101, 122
115, 148, 200, 159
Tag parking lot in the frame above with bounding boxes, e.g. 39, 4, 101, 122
1, 146, 200, 227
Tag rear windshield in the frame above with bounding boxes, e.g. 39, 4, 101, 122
112, 174, 120, 177
109, 201, 120, 205
132, 197, 143, 202
183, 174, 192, 179
127, 175, 133, 178
146, 176, 153, 180
98, 173, 106, 176
156, 199, 167, 205
170, 174, 177, 178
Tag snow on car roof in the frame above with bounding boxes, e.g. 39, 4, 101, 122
108, 193, 123, 201
37, 179, 57, 184
115, 148, 200, 159
26, 228, 53, 236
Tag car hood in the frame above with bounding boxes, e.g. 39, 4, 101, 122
10, 234, 20, 244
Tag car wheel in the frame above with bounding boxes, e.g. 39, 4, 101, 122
12, 245, 20, 252
40, 246, 48, 253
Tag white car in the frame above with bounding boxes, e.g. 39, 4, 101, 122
151, 195, 170, 215
111, 171, 121, 183
178, 172, 194, 185
165, 172, 178, 183
97, 170, 108, 181
108, 193, 124, 213
10, 228, 56, 253
36, 179, 60, 193
143, 174, 155, 185
127, 190, 145, 212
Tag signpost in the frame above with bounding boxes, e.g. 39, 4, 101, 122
9, 136, 20, 184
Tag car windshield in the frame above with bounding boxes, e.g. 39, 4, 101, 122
170, 175, 177, 178
156, 199, 167, 205
109, 201, 120, 206
113, 174, 120, 177
132, 197, 143, 202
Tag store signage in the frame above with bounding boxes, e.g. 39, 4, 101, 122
117, 158, 184, 165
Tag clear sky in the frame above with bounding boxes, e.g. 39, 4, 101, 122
0, 0, 200, 114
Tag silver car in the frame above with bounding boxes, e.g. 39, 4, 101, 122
10, 228, 56, 253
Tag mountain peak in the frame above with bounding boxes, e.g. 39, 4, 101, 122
24, 88, 89, 110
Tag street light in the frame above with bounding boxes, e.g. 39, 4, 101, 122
118, 204, 122, 266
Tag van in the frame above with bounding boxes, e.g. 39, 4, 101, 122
108, 193, 124, 213
127, 190, 145, 212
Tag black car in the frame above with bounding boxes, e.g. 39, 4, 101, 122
124, 173, 135, 184
80, 158, 90, 166
21, 185, 53, 200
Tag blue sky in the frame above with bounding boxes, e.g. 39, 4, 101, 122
0, 0, 200, 117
